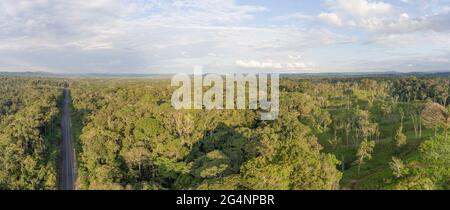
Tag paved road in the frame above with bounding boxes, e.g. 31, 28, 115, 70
59, 87, 75, 190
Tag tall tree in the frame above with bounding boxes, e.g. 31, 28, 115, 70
393, 126, 407, 154
421, 102, 449, 138
355, 139, 375, 175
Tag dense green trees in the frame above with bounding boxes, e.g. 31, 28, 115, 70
2, 75, 450, 190
391, 135, 450, 190
392, 77, 449, 105
0, 77, 63, 189
240, 113, 342, 190
67, 76, 442, 190
69, 79, 342, 190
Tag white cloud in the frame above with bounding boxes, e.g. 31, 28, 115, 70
236, 60, 283, 69
288, 54, 303, 60
285, 62, 314, 71
321, 0, 450, 35
318, 12, 344, 27
330, 0, 392, 18
321, 0, 394, 30
236, 59, 315, 71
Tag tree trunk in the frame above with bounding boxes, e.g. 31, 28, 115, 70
412, 115, 418, 138
400, 115, 404, 128
419, 121, 422, 138
412, 118, 418, 138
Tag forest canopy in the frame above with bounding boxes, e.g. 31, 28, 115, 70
0, 75, 449, 190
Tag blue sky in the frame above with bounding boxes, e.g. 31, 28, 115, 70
0, 0, 449, 73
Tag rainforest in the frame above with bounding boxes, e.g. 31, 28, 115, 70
1, 74, 449, 190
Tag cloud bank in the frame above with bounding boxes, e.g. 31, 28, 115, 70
0, 0, 449, 73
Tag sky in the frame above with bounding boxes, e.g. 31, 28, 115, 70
0, 0, 449, 74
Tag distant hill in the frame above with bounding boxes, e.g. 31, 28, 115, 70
0, 71, 449, 78
0, 71, 63, 77
281, 71, 450, 78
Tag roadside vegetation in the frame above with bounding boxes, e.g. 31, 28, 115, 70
0, 77, 63, 189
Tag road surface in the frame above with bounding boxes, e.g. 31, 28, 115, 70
59, 87, 76, 190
